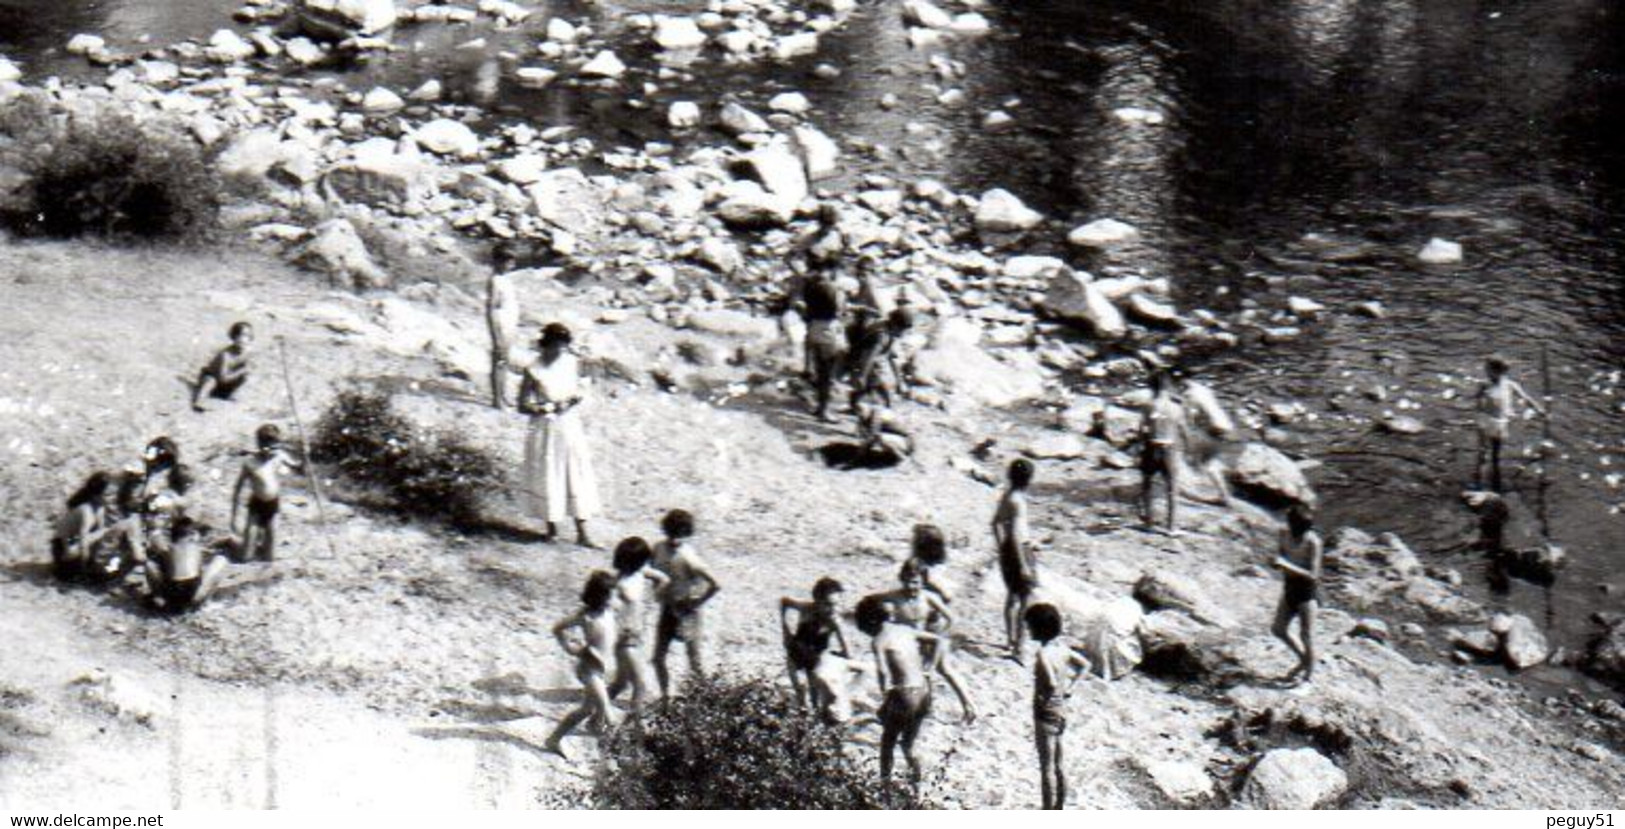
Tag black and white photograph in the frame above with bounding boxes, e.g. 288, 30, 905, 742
0, 0, 1622, 811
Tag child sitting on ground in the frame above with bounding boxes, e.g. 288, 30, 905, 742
192, 322, 254, 412
145, 517, 227, 614
50, 472, 112, 582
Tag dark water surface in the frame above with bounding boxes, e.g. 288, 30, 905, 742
3, 0, 1622, 685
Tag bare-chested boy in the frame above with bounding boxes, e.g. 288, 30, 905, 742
487, 248, 522, 410
1272, 505, 1324, 683
545, 570, 621, 759
606, 536, 669, 713
993, 459, 1039, 661
856, 594, 942, 789
651, 510, 720, 697
191, 322, 253, 413
145, 518, 227, 614
1475, 356, 1546, 491
780, 577, 851, 719
1024, 603, 1092, 810
1141, 372, 1189, 533
231, 424, 303, 562
881, 560, 977, 723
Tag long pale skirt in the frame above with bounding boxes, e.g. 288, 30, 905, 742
523, 410, 602, 523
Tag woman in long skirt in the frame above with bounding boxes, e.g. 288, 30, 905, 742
518, 323, 601, 547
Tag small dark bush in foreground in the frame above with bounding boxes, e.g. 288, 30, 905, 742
595, 675, 928, 809
0, 91, 220, 240
310, 388, 503, 527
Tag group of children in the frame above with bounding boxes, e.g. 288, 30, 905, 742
47, 321, 307, 614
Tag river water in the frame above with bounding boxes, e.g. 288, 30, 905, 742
3, 0, 1622, 686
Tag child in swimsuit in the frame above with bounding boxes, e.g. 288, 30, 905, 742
1141, 372, 1188, 533
1474, 356, 1546, 491
651, 509, 720, 697
993, 459, 1039, 661
856, 594, 943, 790
192, 321, 253, 412
1271, 505, 1324, 683
145, 517, 227, 614
50, 471, 111, 582
780, 577, 851, 719
1024, 603, 1092, 810
232, 424, 302, 562
881, 560, 977, 723
545, 570, 620, 760
607, 537, 669, 713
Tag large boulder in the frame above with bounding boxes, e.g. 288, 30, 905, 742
911, 317, 1045, 409
297, 218, 390, 289
974, 188, 1044, 233
1491, 613, 1550, 670
1132, 569, 1231, 627
1240, 748, 1347, 810
323, 138, 440, 210
791, 125, 841, 180
1041, 269, 1126, 339
298, 0, 398, 38
1402, 577, 1485, 624
1227, 443, 1316, 507
526, 168, 606, 240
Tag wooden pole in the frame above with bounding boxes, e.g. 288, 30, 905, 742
276, 337, 339, 560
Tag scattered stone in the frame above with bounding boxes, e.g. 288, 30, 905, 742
492, 155, 547, 185
769, 91, 811, 114
1137, 759, 1214, 807
66, 34, 107, 56
580, 50, 627, 79
1449, 627, 1501, 659
545, 17, 578, 43
901, 0, 953, 29
773, 32, 820, 61
68, 670, 159, 727
1068, 218, 1139, 247
696, 236, 743, 274
1491, 613, 1550, 670
1132, 570, 1230, 627
652, 15, 707, 50
911, 318, 1045, 409
407, 79, 443, 101
514, 67, 557, 88
1041, 270, 1126, 339
791, 125, 840, 180
949, 13, 990, 34
1112, 106, 1165, 125
298, 0, 398, 36
298, 217, 390, 288
1228, 443, 1316, 507
205, 29, 257, 63
1351, 618, 1389, 643
1287, 296, 1325, 317
284, 36, 325, 65
361, 86, 404, 113
0, 57, 22, 83
720, 102, 770, 135
1417, 237, 1463, 264
1240, 748, 1347, 810
974, 188, 1044, 233
668, 101, 702, 129
412, 118, 481, 158
1378, 414, 1426, 435
1353, 300, 1385, 318
1403, 577, 1485, 624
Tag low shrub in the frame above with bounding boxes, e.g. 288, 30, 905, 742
594, 674, 928, 809
310, 388, 503, 527
0, 90, 220, 240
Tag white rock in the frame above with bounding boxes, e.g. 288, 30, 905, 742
493, 154, 547, 185
983, 109, 1013, 129
298, 218, 389, 288
360, 86, 404, 112
1068, 217, 1140, 247
737, 143, 809, 204
912, 318, 1045, 408
412, 118, 480, 158
0, 57, 22, 83
407, 79, 442, 101
792, 125, 840, 180
284, 37, 324, 65
1229, 443, 1317, 507
949, 13, 990, 33
514, 67, 557, 87
769, 91, 811, 114
697, 236, 743, 274
1417, 237, 1463, 264
1241, 748, 1347, 810
1140, 760, 1215, 807
668, 101, 702, 128
580, 50, 627, 79
298, 0, 398, 35
205, 29, 257, 62
66, 34, 107, 56
772, 32, 819, 60
135, 60, 180, 84
1287, 295, 1325, 317
1112, 106, 1165, 125
545, 17, 578, 43
902, 0, 952, 29
1042, 269, 1125, 339
716, 180, 795, 227
974, 188, 1044, 233
1004, 255, 1067, 280
719, 101, 769, 135
652, 15, 707, 50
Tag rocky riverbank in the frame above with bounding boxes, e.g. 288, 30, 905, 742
1, 1, 1623, 809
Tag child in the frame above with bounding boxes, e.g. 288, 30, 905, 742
606, 537, 669, 713
907, 524, 951, 601
191, 322, 254, 412
231, 424, 303, 562
651, 510, 720, 697
1271, 505, 1323, 683
1141, 372, 1189, 533
854, 402, 915, 467
780, 577, 851, 718
50, 471, 111, 581
145, 517, 227, 614
994, 459, 1040, 661
799, 263, 847, 422
1475, 356, 1547, 491
847, 308, 913, 413
486, 247, 521, 410
545, 570, 621, 759
856, 594, 942, 789
1024, 603, 1092, 810
881, 560, 977, 723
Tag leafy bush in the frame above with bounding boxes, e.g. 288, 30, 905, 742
0, 90, 220, 240
310, 388, 503, 527
594, 674, 928, 809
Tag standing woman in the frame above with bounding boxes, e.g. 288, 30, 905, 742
519, 323, 602, 548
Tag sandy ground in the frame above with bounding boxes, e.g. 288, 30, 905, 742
1, 238, 1622, 809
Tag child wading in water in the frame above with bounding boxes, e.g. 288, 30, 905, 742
1271, 504, 1324, 683
546, 570, 621, 759
191, 321, 253, 412
993, 459, 1039, 661
1024, 603, 1092, 810
606, 537, 669, 713
779, 577, 851, 720
856, 594, 942, 790
231, 424, 303, 562
1474, 355, 1547, 491
651, 509, 720, 697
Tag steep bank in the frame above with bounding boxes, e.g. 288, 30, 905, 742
0, 238, 1621, 808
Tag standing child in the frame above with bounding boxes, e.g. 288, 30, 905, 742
881, 560, 977, 723
606, 537, 669, 713
486, 248, 522, 410
191, 322, 254, 412
799, 265, 847, 423
1271, 505, 1324, 683
1475, 356, 1547, 491
1141, 372, 1189, 533
780, 577, 851, 718
545, 571, 621, 760
1024, 603, 1092, 810
231, 424, 303, 562
855, 594, 942, 789
993, 459, 1039, 661
651, 510, 720, 697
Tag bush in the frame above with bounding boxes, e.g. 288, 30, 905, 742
0, 90, 220, 240
310, 388, 504, 527
594, 675, 929, 809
